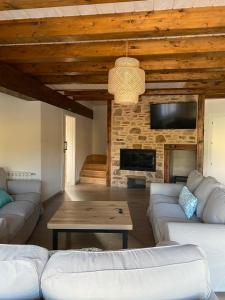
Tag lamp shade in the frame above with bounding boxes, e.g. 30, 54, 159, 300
108, 57, 145, 105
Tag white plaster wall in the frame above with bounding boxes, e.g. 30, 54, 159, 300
204, 98, 225, 184
92, 105, 107, 154
0, 92, 41, 179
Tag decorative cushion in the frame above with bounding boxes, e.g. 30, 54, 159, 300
0, 189, 13, 209
179, 186, 198, 219
194, 177, 220, 218
186, 170, 204, 193
41, 245, 211, 300
0, 168, 7, 191
203, 187, 225, 224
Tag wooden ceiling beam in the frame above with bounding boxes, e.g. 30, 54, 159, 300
37, 71, 225, 84
0, 0, 133, 10
0, 63, 93, 118
142, 89, 224, 96
15, 55, 225, 75
1, 36, 225, 63
1, 6, 225, 44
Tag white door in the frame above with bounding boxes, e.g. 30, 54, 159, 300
65, 115, 76, 186
206, 114, 225, 185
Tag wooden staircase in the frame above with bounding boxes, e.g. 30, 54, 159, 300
80, 154, 107, 185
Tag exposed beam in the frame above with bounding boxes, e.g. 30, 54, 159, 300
37, 71, 225, 84
0, 63, 93, 118
197, 95, 205, 174
0, 0, 132, 10
1, 7, 225, 44
15, 55, 225, 75
143, 89, 225, 96
1, 36, 225, 63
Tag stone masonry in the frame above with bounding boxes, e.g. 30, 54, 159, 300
111, 95, 198, 187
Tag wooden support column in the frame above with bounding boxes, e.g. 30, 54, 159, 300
197, 95, 205, 174
107, 100, 112, 186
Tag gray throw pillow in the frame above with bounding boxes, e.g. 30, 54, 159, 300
186, 170, 204, 193
203, 187, 225, 224
194, 176, 220, 218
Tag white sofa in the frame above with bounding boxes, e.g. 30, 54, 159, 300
148, 170, 225, 292
0, 168, 42, 243
0, 244, 218, 300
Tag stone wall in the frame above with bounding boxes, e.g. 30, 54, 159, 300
111, 95, 198, 187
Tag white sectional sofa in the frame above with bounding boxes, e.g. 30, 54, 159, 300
0, 168, 42, 243
0, 244, 218, 300
148, 170, 225, 292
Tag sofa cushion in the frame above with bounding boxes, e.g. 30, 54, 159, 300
186, 170, 204, 193
150, 194, 178, 207
203, 187, 225, 224
0, 200, 35, 220
0, 244, 48, 300
151, 203, 187, 220
0, 189, 13, 208
41, 245, 211, 300
0, 168, 7, 190
194, 176, 220, 218
12, 192, 40, 206
0, 213, 25, 240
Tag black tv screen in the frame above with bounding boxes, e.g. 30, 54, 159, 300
150, 102, 197, 129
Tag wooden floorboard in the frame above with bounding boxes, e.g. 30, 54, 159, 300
28, 183, 154, 250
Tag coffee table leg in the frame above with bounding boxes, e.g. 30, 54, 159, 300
53, 230, 58, 250
122, 231, 128, 249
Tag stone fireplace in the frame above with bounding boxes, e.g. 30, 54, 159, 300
111, 95, 198, 187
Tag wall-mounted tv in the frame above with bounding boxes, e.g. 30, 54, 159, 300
150, 102, 197, 129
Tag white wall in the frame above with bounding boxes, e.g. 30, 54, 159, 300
92, 105, 107, 154
0, 93, 41, 179
204, 98, 225, 184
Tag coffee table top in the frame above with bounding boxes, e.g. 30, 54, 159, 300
47, 201, 133, 230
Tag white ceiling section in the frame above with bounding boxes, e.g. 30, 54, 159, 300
0, 0, 225, 20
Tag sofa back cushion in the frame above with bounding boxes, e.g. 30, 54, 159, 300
0, 244, 48, 300
41, 245, 211, 300
186, 170, 204, 193
203, 187, 225, 224
194, 177, 220, 218
0, 168, 7, 191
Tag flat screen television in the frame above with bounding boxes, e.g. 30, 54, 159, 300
150, 102, 197, 129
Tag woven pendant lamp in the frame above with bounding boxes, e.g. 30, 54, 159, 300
108, 56, 145, 105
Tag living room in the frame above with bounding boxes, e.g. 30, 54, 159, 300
0, 1, 225, 300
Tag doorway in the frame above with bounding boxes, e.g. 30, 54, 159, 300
64, 115, 76, 188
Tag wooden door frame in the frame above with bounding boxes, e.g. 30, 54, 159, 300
164, 144, 197, 183
106, 100, 112, 186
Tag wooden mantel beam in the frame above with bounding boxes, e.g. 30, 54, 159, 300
0, 6, 225, 43
1, 36, 225, 63
0, 0, 133, 10
0, 63, 93, 119
15, 55, 225, 75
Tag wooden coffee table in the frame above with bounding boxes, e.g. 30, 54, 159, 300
47, 201, 133, 250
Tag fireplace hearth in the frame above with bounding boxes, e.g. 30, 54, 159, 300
120, 149, 156, 172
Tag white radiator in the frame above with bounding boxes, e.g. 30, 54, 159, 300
7, 171, 36, 180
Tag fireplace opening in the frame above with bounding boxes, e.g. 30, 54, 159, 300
120, 149, 156, 172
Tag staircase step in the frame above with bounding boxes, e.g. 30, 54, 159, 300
80, 176, 106, 185
80, 170, 106, 178
86, 154, 107, 164
83, 163, 107, 171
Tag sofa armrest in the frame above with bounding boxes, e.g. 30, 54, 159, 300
0, 218, 8, 243
165, 222, 225, 292
7, 180, 41, 194
150, 183, 184, 197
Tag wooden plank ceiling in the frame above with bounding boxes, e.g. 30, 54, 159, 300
0, 2, 225, 114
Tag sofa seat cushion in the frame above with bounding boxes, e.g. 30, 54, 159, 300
0, 213, 25, 241
12, 192, 40, 206
150, 194, 178, 207
41, 245, 211, 300
0, 200, 35, 220
0, 244, 48, 300
194, 176, 221, 218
